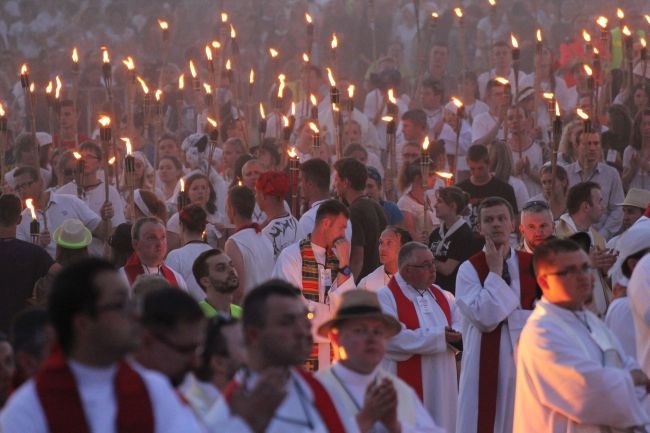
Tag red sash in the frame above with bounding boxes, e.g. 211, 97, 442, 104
123, 253, 179, 286
468, 250, 536, 433
223, 368, 346, 433
387, 276, 451, 401
35, 346, 154, 433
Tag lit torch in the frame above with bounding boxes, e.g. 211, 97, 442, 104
26, 199, 40, 243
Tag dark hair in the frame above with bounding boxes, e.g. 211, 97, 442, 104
179, 204, 207, 234
159, 155, 183, 171
343, 143, 368, 159
230, 154, 254, 188
242, 279, 301, 328
59, 99, 75, 110
79, 141, 102, 159
631, 108, 650, 150
533, 238, 583, 275
421, 78, 444, 97
140, 288, 203, 333
186, 173, 218, 214
398, 157, 436, 191
228, 185, 255, 219
566, 182, 600, 215
486, 78, 509, 97
13, 165, 40, 182
109, 223, 134, 268
477, 196, 514, 220
539, 164, 568, 186
401, 109, 427, 129
0, 193, 22, 226
366, 166, 382, 186
301, 158, 331, 192
195, 316, 239, 382
158, 133, 179, 147
437, 186, 470, 215
334, 157, 367, 191
192, 248, 224, 292
466, 144, 490, 162
136, 189, 168, 221
460, 70, 481, 99
13, 133, 37, 162
131, 216, 165, 240
10, 308, 49, 357
314, 199, 350, 225
383, 225, 412, 246
56, 244, 89, 268
48, 258, 116, 353
258, 144, 281, 167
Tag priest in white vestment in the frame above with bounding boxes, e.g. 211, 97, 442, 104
377, 242, 461, 433
514, 238, 650, 432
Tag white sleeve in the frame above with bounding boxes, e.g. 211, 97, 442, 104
0, 382, 48, 433
69, 196, 102, 231
272, 247, 303, 288
166, 213, 181, 235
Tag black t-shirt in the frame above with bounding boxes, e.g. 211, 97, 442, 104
349, 196, 388, 281
429, 223, 483, 294
0, 238, 54, 333
457, 177, 518, 232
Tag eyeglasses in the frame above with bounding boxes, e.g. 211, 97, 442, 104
15, 180, 35, 191
543, 263, 594, 278
522, 200, 550, 211
152, 331, 203, 356
408, 260, 436, 269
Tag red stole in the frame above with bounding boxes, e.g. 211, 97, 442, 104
468, 250, 536, 433
223, 368, 346, 433
387, 276, 451, 401
123, 253, 179, 286
35, 346, 154, 433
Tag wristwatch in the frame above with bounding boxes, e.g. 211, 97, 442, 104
338, 265, 352, 277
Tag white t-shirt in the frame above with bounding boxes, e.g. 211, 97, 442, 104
262, 214, 300, 260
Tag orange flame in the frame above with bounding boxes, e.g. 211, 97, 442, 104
136, 76, 149, 94
189, 60, 197, 78
308, 122, 319, 134
347, 84, 355, 98
98, 116, 111, 127
576, 108, 589, 120
121, 137, 132, 155
25, 199, 37, 220
422, 136, 430, 151
331, 33, 338, 49
596, 16, 608, 29
178, 73, 185, 90
207, 117, 218, 128
326, 67, 336, 87
205, 45, 213, 61
72, 48, 79, 64
122, 56, 135, 70
288, 147, 298, 158
259, 103, 266, 119
387, 88, 397, 104
269, 48, 279, 58
454, 7, 463, 18
582, 30, 592, 43
510, 34, 519, 49
305, 13, 313, 24
158, 19, 169, 30
230, 24, 236, 38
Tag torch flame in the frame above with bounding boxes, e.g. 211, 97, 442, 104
288, 147, 298, 158
207, 117, 218, 128
310, 94, 318, 106
178, 73, 185, 90
269, 48, 279, 58
331, 33, 338, 49
308, 122, 320, 134
102, 49, 110, 64
388, 88, 397, 104
277, 80, 285, 98
98, 116, 111, 127
291, 101, 296, 116
72, 48, 79, 64
543, 92, 554, 100
122, 56, 135, 70
422, 136, 430, 151
108, 156, 116, 165
189, 60, 197, 78
431, 12, 439, 19
20, 64, 28, 75
226, 59, 232, 70
0, 103, 5, 117
55, 76, 63, 99
121, 137, 132, 155
555, 101, 561, 117
617, 8, 624, 20
597, 16, 608, 29
582, 30, 592, 43
622, 25, 631, 37
230, 24, 236, 38
211, 40, 221, 49
203, 83, 212, 94
583, 64, 593, 76
594, 47, 600, 55
326, 67, 336, 87
454, 7, 463, 18
26, 199, 37, 220
646, 15, 650, 25
536, 29, 542, 43
46, 81, 53, 95
205, 45, 213, 61
221, 12, 228, 23
259, 103, 266, 119
73, 152, 82, 160
488, 0, 496, 6
576, 108, 589, 120
332, 103, 339, 112
282, 115, 289, 127
435, 171, 454, 179
29, 83, 35, 93
180, 178, 185, 192
451, 96, 463, 108
381, 116, 393, 122
249, 68, 255, 84
136, 76, 149, 94
495, 76, 509, 85
510, 34, 519, 49
155, 89, 162, 101
347, 84, 355, 98
642, 38, 647, 48
302, 53, 310, 63
305, 13, 313, 24
158, 19, 169, 30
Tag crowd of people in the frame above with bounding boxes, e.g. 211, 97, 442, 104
1, 0, 650, 432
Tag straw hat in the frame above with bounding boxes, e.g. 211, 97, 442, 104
616, 188, 650, 210
52, 219, 92, 249
317, 289, 401, 338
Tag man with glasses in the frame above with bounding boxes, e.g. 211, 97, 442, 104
566, 130, 625, 240
57, 141, 125, 256
377, 242, 461, 433
455, 196, 538, 433
133, 288, 206, 388
514, 239, 650, 432
519, 200, 555, 253
317, 289, 444, 433
13, 166, 112, 258
0, 258, 203, 432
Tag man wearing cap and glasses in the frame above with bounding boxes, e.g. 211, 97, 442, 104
377, 242, 461, 433
317, 289, 444, 433
514, 238, 650, 432
518, 200, 555, 253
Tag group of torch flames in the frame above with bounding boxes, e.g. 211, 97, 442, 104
1, 5, 648, 230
